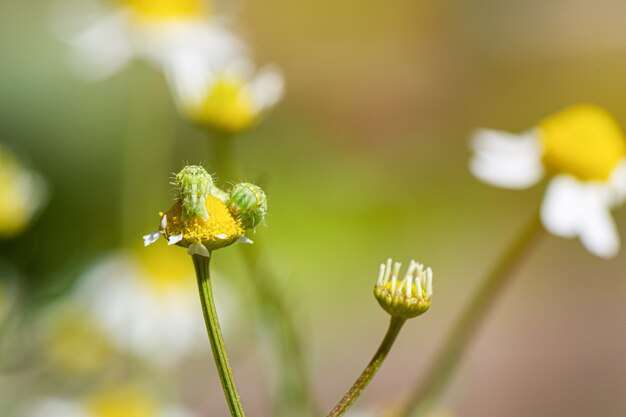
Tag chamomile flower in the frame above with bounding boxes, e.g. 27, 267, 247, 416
167, 56, 284, 134
69, 246, 237, 368
143, 166, 267, 257
374, 259, 433, 319
51, 0, 245, 81
21, 384, 196, 417
0, 144, 48, 238
470, 104, 626, 258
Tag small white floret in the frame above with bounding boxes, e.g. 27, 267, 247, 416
187, 243, 210, 257
143, 231, 162, 246
167, 233, 184, 246
237, 236, 254, 244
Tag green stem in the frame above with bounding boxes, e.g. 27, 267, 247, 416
211, 133, 316, 417
192, 254, 247, 417
327, 317, 406, 417
400, 214, 544, 417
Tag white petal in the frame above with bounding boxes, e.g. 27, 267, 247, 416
167, 233, 184, 246
541, 176, 620, 258
187, 243, 210, 257
577, 190, 620, 258
63, 11, 134, 80
540, 176, 583, 238
469, 129, 544, 189
143, 231, 162, 246
609, 158, 626, 204
237, 236, 254, 244
249, 66, 285, 112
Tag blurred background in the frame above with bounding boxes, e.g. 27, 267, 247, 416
1, 0, 626, 416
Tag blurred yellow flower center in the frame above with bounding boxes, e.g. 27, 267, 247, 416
0, 151, 35, 238
120, 0, 208, 20
163, 194, 244, 249
539, 104, 626, 181
135, 245, 194, 293
45, 311, 113, 374
195, 75, 256, 133
88, 387, 158, 417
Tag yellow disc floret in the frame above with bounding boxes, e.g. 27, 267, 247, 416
135, 245, 195, 295
163, 194, 244, 251
88, 386, 158, 417
120, 0, 208, 20
539, 104, 626, 181
194, 75, 256, 134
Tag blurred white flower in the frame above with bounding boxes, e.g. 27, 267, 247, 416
21, 384, 196, 417
50, 0, 245, 80
470, 104, 626, 258
167, 56, 284, 133
70, 245, 237, 368
0, 144, 48, 239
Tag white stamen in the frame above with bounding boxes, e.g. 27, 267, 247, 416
160, 214, 167, 230
383, 259, 392, 283
391, 262, 401, 294
405, 274, 412, 297
143, 231, 162, 246
188, 243, 210, 257
426, 267, 433, 296
237, 236, 254, 244
167, 233, 184, 246
377, 264, 385, 286
416, 276, 423, 299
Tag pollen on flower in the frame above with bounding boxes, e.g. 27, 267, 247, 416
539, 104, 626, 181
194, 74, 256, 133
120, 0, 209, 20
163, 195, 244, 251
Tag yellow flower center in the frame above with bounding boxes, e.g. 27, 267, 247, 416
120, 0, 209, 21
539, 104, 626, 181
45, 311, 113, 374
0, 152, 35, 238
195, 75, 256, 134
87, 386, 158, 417
134, 245, 194, 294
163, 195, 244, 251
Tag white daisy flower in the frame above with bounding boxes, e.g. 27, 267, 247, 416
167, 55, 285, 134
50, 0, 246, 81
70, 246, 237, 368
0, 144, 48, 239
470, 104, 626, 258
21, 384, 196, 417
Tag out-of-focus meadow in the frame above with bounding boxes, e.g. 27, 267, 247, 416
1, 0, 626, 416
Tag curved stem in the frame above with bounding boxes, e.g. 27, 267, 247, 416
399, 214, 544, 417
327, 316, 406, 417
192, 254, 247, 417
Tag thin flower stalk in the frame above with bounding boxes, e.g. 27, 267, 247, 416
192, 254, 246, 417
326, 316, 405, 417
328, 259, 433, 417
399, 214, 543, 417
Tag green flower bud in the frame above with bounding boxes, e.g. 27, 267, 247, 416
174, 166, 214, 221
228, 183, 268, 230
374, 259, 432, 319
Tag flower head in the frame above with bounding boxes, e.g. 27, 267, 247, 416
169, 60, 284, 134
52, 0, 244, 81
374, 259, 433, 319
470, 104, 626, 258
0, 144, 48, 238
143, 165, 265, 257
120, 0, 210, 22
